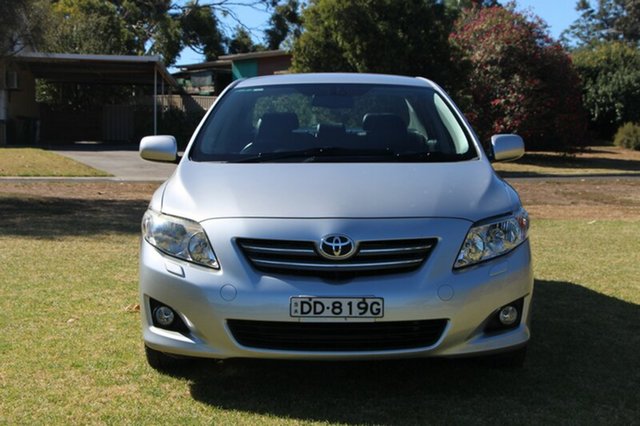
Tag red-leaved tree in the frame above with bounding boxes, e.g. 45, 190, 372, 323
450, 6, 588, 151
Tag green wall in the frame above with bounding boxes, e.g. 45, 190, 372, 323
232, 59, 258, 80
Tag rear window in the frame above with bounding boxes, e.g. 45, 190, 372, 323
190, 83, 477, 162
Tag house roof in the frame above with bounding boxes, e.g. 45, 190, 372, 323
10, 52, 178, 88
176, 50, 291, 72
219, 50, 291, 61
178, 59, 232, 72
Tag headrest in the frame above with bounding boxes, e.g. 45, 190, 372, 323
316, 123, 346, 139
257, 112, 299, 137
362, 113, 406, 133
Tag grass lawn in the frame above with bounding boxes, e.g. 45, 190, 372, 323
493, 145, 640, 178
0, 148, 110, 177
0, 181, 638, 424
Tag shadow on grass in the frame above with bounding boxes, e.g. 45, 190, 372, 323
499, 170, 640, 179
168, 280, 639, 424
518, 152, 640, 172
497, 151, 640, 179
0, 196, 147, 237
45, 143, 140, 152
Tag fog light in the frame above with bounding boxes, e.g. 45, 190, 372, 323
153, 305, 175, 327
484, 298, 524, 333
499, 306, 518, 326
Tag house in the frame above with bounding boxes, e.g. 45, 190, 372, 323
173, 50, 292, 95
0, 49, 292, 146
220, 50, 292, 80
172, 59, 232, 96
0, 56, 37, 145
0, 52, 178, 145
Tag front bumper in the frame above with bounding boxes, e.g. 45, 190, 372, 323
140, 217, 534, 360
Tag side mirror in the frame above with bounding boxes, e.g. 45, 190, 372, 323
140, 135, 178, 163
491, 134, 524, 162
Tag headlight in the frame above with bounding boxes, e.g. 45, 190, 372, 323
142, 209, 219, 269
454, 208, 529, 269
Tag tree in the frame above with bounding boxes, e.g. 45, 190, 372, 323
444, 0, 499, 11
45, 0, 132, 56
292, 0, 457, 89
228, 26, 261, 54
617, 0, 640, 42
1, 0, 49, 57
114, 0, 183, 61
563, 0, 640, 46
265, 0, 303, 50
572, 41, 640, 138
450, 6, 588, 150
180, 1, 226, 60
44, 0, 227, 65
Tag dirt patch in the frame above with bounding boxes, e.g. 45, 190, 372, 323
0, 182, 160, 238
511, 179, 640, 220
1, 179, 638, 222
0, 181, 159, 201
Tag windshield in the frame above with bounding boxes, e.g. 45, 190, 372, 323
190, 83, 477, 163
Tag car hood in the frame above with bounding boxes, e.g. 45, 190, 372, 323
161, 160, 514, 222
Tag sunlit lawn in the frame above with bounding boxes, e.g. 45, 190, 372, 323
0, 183, 638, 424
0, 148, 110, 177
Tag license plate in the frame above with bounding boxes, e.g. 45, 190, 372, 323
290, 297, 384, 318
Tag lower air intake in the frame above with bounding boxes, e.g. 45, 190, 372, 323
227, 319, 448, 351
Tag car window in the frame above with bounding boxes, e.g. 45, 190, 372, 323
190, 83, 477, 162
433, 93, 469, 154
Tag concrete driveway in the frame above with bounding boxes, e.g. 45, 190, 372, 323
53, 146, 177, 181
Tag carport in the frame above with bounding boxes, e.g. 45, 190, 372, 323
2, 52, 178, 145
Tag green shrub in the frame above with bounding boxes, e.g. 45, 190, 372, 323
133, 106, 205, 150
613, 122, 640, 151
572, 42, 640, 140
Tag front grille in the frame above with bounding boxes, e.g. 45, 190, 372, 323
227, 319, 448, 351
237, 237, 437, 278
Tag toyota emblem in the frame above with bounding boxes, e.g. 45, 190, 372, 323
318, 234, 356, 260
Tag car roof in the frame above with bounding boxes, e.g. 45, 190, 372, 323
234, 73, 434, 88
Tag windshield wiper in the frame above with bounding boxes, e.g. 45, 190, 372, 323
229, 147, 472, 163
229, 147, 391, 163
391, 151, 469, 162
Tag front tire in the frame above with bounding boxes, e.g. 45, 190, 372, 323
144, 345, 185, 372
487, 345, 528, 368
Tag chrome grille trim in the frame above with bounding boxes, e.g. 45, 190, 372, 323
237, 237, 437, 277
358, 244, 433, 255
252, 258, 424, 271
240, 244, 316, 255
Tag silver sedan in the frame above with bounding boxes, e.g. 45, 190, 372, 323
139, 73, 533, 370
